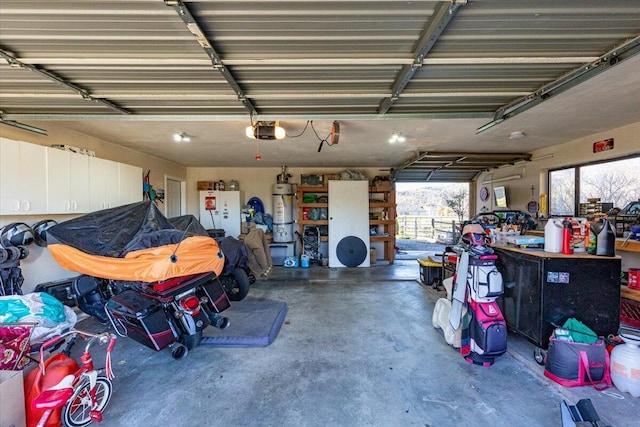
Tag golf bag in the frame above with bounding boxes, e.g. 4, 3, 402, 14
455, 223, 507, 366
462, 299, 508, 366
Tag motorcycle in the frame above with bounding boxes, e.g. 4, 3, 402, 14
215, 235, 254, 301
45, 201, 232, 359
168, 215, 254, 301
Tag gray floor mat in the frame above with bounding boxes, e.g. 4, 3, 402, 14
200, 299, 288, 347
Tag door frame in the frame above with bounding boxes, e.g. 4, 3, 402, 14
164, 175, 186, 217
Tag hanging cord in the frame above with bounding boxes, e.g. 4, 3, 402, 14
310, 121, 332, 152
286, 120, 311, 138
169, 219, 194, 263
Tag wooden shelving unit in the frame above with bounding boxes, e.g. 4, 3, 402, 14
618, 237, 640, 304
368, 187, 396, 264
297, 185, 329, 242
295, 183, 397, 264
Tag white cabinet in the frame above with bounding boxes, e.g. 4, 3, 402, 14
1, 138, 143, 215
89, 157, 120, 211
46, 148, 90, 214
0, 138, 47, 215
118, 163, 142, 206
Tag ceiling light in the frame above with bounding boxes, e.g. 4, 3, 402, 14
509, 131, 526, 140
482, 174, 522, 185
389, 133, 406, 144
173, 132, 191, 142
246, 121, 285, 140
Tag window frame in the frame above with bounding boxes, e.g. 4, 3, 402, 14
547, 153, 640, 217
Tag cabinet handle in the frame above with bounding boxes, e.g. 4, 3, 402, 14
11, 200, 20, 211
22, 200, 30, 211
65, 201, 71, 211
71, 201, 77, 211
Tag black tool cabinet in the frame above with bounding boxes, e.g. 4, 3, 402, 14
493, 245, 621, 350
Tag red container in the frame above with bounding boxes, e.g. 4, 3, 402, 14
628, 268, 640, 290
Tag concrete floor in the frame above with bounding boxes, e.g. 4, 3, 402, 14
69, 257, 638, 427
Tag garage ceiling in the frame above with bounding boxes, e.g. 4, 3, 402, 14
1, 1, 639, 180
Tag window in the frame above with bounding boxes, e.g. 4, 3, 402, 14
548, 154, 640, 216
549, 168, 575, 216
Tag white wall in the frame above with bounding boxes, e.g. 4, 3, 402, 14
0, 123, 187, 292
475, 121, 640, 215
186, 167, 385, 217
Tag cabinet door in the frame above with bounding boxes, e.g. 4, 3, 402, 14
118, 163, 142, 206
89, 157, 119, 211
47, 149, 90, 214
46, 147, 72, 214
0, 138, 21, 214
0, 139, 46, 214
69, 153, 89, 212
20, 142, 48, 214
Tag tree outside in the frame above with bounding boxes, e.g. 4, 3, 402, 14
443, 187, 469, 222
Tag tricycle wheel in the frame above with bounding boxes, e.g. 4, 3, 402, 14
533, 347, 546, 365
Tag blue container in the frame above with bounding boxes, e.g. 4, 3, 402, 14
300, 254, 310, 268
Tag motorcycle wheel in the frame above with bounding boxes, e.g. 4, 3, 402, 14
225, 268, 250, 301
181, 330, 203, 350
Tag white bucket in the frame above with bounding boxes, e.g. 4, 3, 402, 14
544, 218, 563, 253
611, 334, 640, 397
273, 222, 294, 242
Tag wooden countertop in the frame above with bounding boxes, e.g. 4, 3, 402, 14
492, 244, 621, 260
621, 286, 640, 302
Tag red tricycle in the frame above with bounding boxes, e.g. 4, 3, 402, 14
25, 330, 116, 427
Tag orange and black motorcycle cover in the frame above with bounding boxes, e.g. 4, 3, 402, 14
47, 201, 225, 282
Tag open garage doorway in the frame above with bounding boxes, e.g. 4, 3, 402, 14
394, 182, 469, 259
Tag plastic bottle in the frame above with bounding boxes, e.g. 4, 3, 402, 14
544, 219, 563, 253
561, 217, 574, 255
300, 254, 310, 268
588, 217, 616, 256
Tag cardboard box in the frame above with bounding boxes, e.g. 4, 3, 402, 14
370, 248, 377, 264
197, 181, 215, 190
373, 180, 392, 191
0, 370, 26, 427
300, 174, 323, 186
323, 174, 340, 182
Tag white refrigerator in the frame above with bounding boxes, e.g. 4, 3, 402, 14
199, 190, 244, 238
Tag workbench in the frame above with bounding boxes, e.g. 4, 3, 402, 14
492, 245, 621, 350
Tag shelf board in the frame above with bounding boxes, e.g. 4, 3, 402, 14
617, 238, 640, 253
298, 220, 327, 225
370, 235, 393, 241
369, 202, 393, 208
621, 285, 640, 302
369, 219, 395, 225
300, 202, 328, 208
297, 186, 327, 192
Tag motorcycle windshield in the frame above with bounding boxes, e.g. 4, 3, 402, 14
47, 201, 225, 282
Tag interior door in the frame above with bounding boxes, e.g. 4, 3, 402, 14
328, 180, 370, 267
166, 178, 182, 218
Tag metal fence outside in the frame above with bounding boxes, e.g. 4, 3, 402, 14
396, 215, 460, 244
